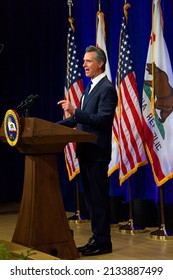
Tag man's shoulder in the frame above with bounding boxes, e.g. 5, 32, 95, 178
98, 77, 115, 92
99, 76, 114, 86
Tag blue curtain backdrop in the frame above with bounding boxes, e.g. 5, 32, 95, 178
0, 0, 173, 226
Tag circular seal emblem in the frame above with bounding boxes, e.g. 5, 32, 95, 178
4, 109, 20, 146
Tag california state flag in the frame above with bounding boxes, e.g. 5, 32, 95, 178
142, 0, 173, 186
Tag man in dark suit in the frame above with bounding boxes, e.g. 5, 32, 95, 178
57, 45, 117, 256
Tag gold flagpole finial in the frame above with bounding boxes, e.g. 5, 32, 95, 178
123, 1, 131, 23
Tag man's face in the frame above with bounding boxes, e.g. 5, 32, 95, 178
83, 51, 103, 79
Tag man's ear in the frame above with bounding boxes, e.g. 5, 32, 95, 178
98, 61, 104, 69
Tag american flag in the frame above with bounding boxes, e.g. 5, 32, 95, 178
116, 11, 147, 185
64, 19, 84, 180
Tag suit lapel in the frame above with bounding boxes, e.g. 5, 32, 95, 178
82, 76, 106, 109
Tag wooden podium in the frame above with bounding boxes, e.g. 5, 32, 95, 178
0, 117, 96, 259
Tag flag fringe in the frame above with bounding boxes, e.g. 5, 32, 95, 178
145, 145, 173, 187
119, 160, 148, 186
124, 3, 131, 23
108, 164, 119, 177
65, 153, 80, 181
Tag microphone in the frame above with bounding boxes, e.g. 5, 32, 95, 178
17, 94, 39, 109
26, 94, 38, 101
16, 94, 39, 117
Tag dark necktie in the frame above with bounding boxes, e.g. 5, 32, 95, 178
85, 81, 92, 97
82, 81, 92, 109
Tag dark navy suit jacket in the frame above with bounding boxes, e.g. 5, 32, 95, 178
58, 76, 117, 163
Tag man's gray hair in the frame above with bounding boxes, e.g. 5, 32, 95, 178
85, 45, 106, 71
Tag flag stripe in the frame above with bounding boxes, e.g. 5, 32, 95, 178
118, 79, 146, 176
65, 142, 80, 178
63, 21, 84, 181
112, 112, 119, 140
121, 75, 145, 162
65, 144, 75, 174
142, 116, 165, 181
116, 10, 147, 185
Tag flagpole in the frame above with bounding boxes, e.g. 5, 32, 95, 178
150, 185, 173, 240
147, 0, 173, 241
117, 0, 146, 235
150, 0, 170, 239
150, 186, 167, 238
119, 178, 145, 234
68, 177, 90, 224
66, 0, 81, 223
66, 0, 89, 224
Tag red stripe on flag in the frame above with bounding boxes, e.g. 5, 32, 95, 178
142, 117, 165, 181
121, 77, 145, 163
66, 144, 76, 174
